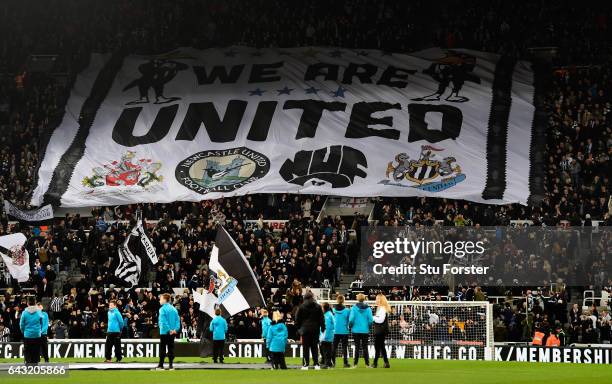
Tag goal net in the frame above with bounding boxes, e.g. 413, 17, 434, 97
318, 300, 494, 361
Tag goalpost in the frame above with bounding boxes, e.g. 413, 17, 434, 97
318, 300, 494, 361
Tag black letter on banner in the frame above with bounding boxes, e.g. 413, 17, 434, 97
346, 102, 401, 139
304, 63, 339, 82
249, 62, 283, 83
283, 100, 346, 139
193, 65, 245, 84
176, 101, 247, 142
342, 63, 378, 84
112, 105, 177, 146
482, 56, 516, 200
377, 66, 417, 88
247, 101, 277, 141
407, 104, 462, 143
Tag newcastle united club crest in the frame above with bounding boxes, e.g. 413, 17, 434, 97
175, 147, 270, 195
209, 268, 238, 305
380, 145, 466, 192
82, 151, 163, 189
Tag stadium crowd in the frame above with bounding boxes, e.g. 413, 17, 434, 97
0, 0, 610, 347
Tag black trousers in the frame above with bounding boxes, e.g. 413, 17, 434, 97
40, 335, 49, 362
320, 341, 333, 367
353, 333, 369, 365
301, 332, 319, 366
271, 351, 287, 369
105, 332, 122, 361
262, 338, 270, 361
24, 338, 41, 365
373, 334, 388, 364
333, 334, 349, 366
159, 334, 175, 367
212, 340, 225, 363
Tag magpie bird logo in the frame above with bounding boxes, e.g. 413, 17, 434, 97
380, 145, 466, 192
211, 268, 238, 305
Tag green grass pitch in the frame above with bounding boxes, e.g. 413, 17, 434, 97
0, 357, 608, 384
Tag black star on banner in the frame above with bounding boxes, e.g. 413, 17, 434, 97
357, 50, 369, 56
329, 50, 343, 57
332, 86, 347, 98
224, 50, 237, 57
248, 88, 266, 96
277, 86, 294, 95
305, 86, 320, 95
251, 51, 264, 57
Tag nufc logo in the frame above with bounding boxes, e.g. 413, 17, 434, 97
280, 145, 367, 188
175, 147, 270, 195
380, 145, 465, 192
211, 268, 238, 305
412, 51, 481, 103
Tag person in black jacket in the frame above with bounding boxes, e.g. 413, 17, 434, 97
372, 294, 391, 368
295, 291, 324, 369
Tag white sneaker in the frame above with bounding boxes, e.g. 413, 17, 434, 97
301, 366, 309, 370
314, 365, 321, 370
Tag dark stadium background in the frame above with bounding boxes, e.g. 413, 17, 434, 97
0, 0, 610, 348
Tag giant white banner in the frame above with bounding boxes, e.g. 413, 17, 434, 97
31, 47, 545, 207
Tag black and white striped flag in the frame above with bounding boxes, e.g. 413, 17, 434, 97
194, 225, 265, 317
115, 222, 157, 287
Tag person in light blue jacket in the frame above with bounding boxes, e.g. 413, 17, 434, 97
157, 293, 180, 370
260, 309, 272, 363
333, 294, 350, 367
20, 297, 42, 365
37, 303, 50, 363
349, 293, 373, 367
266, 311, 288, 369
209, 308, 228, 363
320, 302, 335, 368
105, 300, 125, 362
